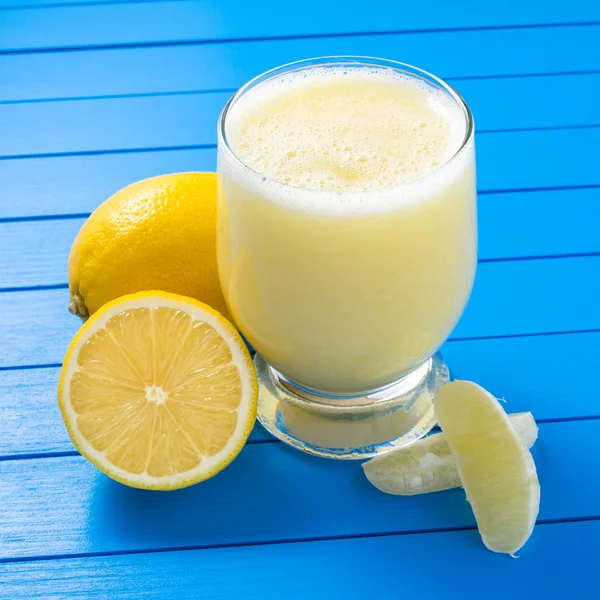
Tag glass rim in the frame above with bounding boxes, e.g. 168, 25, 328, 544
217, 55, 474, 196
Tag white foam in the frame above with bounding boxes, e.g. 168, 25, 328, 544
220, 66, 473, 216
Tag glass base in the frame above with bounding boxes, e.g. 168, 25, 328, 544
255, 353, 450, 459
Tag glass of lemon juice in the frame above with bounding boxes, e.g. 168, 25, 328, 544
217, 57, 477, 459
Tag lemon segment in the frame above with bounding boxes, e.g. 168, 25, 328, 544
59, 291, 258, 490
435, 380, 540, 555
363, 412, 537, 496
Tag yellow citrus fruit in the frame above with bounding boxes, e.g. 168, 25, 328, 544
58, 291, 258, 490
68, 172, 231, 321
435, 381, 540, 555
363, 412, 538, 496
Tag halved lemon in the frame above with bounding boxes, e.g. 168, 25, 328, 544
58, 291, 258, 490
435, 381, 540, 555
363, 412, 538, 496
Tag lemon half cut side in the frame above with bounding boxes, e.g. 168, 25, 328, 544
59, 291, 258, 490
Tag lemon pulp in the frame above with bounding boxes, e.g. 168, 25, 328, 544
59, 291, 257, 490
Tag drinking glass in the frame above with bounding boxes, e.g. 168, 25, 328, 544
217, 57, 476, 459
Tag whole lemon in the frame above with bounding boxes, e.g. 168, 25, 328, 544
68, 172, 231, 321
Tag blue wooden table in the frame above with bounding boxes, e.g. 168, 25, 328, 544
1, 1, 599, 597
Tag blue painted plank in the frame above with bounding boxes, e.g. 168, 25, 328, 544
455, 256, 600, 338
0, 219, 73, 288
2, 24, 599, 102
0, 129, 597, 220
479, 129, 600, 192
0, 91, 228, 158
1, 74, 599, 157
0, 520, 595, 598
0, 148, 216, 220
443, 332, 600, 420
1, 331, 598, 458
479, 187, 600, 259
0, 0, 179, 7
0, 288, 79, 367
2, 187, 599, 289
0, 420, 596, 560
1, 257, 599, 368
2, 0, 599, 53
0, 368, 69, 457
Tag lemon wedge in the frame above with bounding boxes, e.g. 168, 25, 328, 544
59, 291, 258, 490
363, 411, 537, 496
435, 380, 540, 555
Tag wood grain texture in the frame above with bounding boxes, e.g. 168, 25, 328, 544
1, 520, 596, 599
2, 24, 599, 102
2, 0, 599, 53
0, 419, 597, 560
1, 256, 599, 367
2, 73, 600, 158
1, 331, 599, 458
0, 128, 598, 220
3, 187, 600, 289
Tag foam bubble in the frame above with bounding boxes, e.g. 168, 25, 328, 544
221, 66, 472, 216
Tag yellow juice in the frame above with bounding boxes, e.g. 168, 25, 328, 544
218, 66, 477, 395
